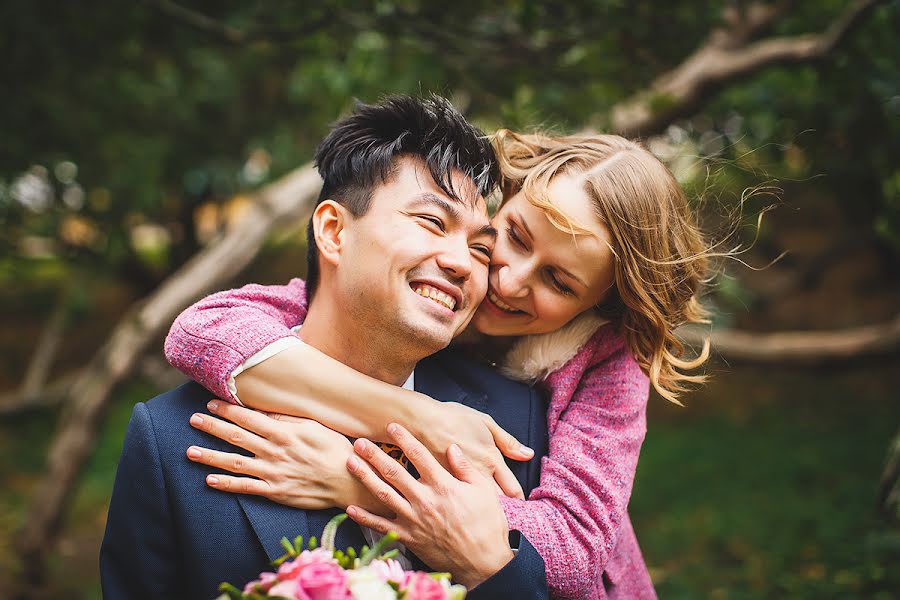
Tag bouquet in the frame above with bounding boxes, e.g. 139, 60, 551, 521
217, 513, 466, 600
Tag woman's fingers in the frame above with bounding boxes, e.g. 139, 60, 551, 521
483, 416, 533, 461
492, 457, 525, 499
204, 473, 272, 496
186, 445, 267, 478
205, 400, 286, 442
189, 412, 272, 457
346, 450, 413, 518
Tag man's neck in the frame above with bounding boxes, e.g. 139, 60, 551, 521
299, 297, 416, 386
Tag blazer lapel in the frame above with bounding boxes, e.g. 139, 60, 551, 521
236, 494, 311, 563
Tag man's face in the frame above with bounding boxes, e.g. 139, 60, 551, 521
335, 156, 495, 356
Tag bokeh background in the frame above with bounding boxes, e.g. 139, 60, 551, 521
2, 1, 899, 598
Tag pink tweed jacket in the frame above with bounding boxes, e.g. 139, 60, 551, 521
165, 278, 656, 599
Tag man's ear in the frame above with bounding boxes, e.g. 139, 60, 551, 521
312, 200, 349, 267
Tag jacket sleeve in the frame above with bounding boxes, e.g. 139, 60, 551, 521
499, 343, 649, 598
100, 402, 179, 599
163, 278, 308, 403
467, 532, 548, 600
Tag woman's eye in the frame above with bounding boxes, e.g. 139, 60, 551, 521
506, 225, 526, 249
549, 272, 574, 296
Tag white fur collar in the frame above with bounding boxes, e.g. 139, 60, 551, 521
501, 312, 609, 383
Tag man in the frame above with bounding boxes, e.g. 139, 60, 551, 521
101, 95, 550, 598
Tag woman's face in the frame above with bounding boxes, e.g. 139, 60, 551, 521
471, 172, 617, 337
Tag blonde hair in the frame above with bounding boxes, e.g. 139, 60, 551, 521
494, 129, 711, 404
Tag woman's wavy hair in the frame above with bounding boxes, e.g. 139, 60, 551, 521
494, 129, 712, 403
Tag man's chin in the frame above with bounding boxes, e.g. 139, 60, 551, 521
400, 319, 456, 356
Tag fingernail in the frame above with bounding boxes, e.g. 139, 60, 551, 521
207, 475, 219, 485
353, 438, 367, 452
519, 445, 534, 457
187, 447, 202, 459
386, 423, 399, 435
207, 401, 219, 412
347, 456, 360, 471
449, 443, 462, 458
346, 506, 358, 517
190, 414, 204, 426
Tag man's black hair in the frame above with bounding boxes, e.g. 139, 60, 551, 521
304, 94, 500, 300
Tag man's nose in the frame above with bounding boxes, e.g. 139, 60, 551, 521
436, 236, 473, 280
496, 263, 530, 298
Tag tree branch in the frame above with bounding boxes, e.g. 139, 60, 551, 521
611, 0, 885, 137
19, 285, 71, 398
16, 163, 322, 578
149, 0, 334, 44
678, 313, 900, 365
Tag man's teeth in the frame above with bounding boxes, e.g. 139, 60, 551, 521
488, 289, 520, 313
413, 284, 457, 311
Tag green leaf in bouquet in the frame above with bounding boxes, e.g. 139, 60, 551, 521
321, 512, 349, 551
281, 536, 296, 557
379, 548, 399, 560
360, 530, 399, 566
293, 534, 304, 554
307, 536, 317, 551
271, 553, 291, 567
216, 582, 244, 599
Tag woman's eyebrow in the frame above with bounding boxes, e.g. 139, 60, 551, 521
556, 265, 587, 288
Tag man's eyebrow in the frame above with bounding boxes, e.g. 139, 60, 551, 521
476, 224, 498, 241
409, 193, 460, 220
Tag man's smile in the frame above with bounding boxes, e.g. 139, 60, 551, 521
410, 281, 460, 312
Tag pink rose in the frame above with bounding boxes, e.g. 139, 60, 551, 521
278, 548, 338, 580
404, 572, 448, 600
268, 578, 300, 599
296, 562, 351, 600
243, 571, 278, 594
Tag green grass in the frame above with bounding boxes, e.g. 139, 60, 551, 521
631, 362, 900, 599
1, 364, 898, 598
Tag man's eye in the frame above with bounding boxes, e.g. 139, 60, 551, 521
420, 215, 445, 232
471, 245, 492, 260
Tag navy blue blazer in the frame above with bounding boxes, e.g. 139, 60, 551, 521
100, 349, 550, 599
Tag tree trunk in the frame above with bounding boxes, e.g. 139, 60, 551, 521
16, 163, 321, 579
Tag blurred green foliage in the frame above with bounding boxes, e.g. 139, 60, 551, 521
1, 0, 898, 293
2, 2, 899, 597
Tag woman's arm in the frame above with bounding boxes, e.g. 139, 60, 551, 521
498, 330, 650, 598
165, 280, 532, 494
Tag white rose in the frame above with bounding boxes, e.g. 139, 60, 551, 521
347, 567, 398, 600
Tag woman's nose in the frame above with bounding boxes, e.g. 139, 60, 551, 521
497, 264, 529, 298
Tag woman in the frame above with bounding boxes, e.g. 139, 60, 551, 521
166, 130, 712, 598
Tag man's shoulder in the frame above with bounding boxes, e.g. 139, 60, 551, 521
143, 380, 212, 420
133, 381, 223, 454
423, 348, 536, 398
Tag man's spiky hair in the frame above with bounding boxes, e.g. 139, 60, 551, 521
305, 94, 499, 299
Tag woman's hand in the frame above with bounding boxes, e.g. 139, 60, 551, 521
410, 402, 533, 499
185, 400, 383, 513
